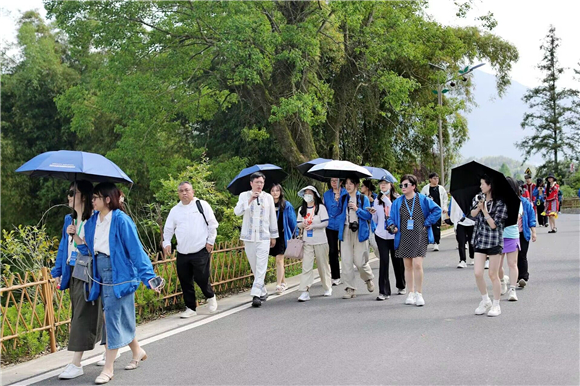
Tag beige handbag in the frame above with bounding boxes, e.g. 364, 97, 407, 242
284, 229, 304, 260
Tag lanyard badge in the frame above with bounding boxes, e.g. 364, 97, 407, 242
405, 196, 416, 230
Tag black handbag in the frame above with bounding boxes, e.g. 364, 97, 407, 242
71, 252, 93, 301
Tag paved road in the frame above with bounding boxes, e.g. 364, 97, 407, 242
36, 214, 579, 385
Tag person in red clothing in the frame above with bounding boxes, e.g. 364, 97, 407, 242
544, 173, 559, 233
523, 174, 536, 208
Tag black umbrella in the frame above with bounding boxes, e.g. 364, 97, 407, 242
227, 164, 288, 195
297, 158, 333, 181
450, 161, 520, 226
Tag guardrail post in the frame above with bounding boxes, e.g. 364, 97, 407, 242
41, 267, 57, 353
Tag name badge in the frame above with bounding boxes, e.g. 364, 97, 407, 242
407, 219, 415, 230
307, 229, 313, 237
69, 251, 78, 266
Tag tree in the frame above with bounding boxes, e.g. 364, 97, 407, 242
517, 26, 579, 176
499, 163, 511, 176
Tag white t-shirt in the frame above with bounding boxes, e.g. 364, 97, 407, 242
297, 205, 329, 245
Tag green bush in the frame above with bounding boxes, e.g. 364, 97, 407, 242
1, 225, 59, 277
560, 185, 576, 198
1, 302, 50, 363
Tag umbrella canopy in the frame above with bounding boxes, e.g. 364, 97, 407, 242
16, 150, 133, 184
450, 161, 520, 226
307, 160, 372, 180
227, 164, 287, 195
297, 158, 333, 181
363, 166, 397, 183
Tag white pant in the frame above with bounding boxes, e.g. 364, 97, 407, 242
340, 226, 374, 290
299, 243, 332, 292
244, 240, 270, 297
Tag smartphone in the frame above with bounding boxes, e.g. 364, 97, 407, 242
148, 276, 164, 290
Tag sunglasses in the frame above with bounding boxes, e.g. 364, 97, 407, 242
68, 190, 76, 197
399, 183, 411, 189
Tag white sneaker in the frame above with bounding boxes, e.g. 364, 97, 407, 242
508, 288, 518, 301
208, 296, 218, 313
475, 299, 492, 315
487, 304, 501, 317
332, 278, 341, 286
415, 293, 425, 306
342, 288, 356, 299
58, 364, 83, 379
323, 288, 332, 297
366, 279, 375, 293
96, 351, 121, 366
484, 260, 489, 269
433, 244, 439, 251
457, 261, 467, 268
180, 307, 197, 318
468, 259, 474, 266
500, 276, 509, 295
298, 291, 310, 302
397, 288, 406, 295
518, 278, 527, 288
405, 292, 416, 305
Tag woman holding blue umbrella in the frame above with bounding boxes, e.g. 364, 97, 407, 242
70, 182, 163, 384
52, 180, 104, 380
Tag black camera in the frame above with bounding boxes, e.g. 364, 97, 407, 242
476, 193, 485, 202
349, 221, 359, 232
386, 223, 396, 234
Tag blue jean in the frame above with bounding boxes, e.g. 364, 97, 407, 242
96, 253, 136, 350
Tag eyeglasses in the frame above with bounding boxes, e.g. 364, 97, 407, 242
92, 195, 102, 201
68, 190, 76, 197
399, 183, 411, 189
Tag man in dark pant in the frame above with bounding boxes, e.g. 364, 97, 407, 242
177, 249, 215, 311
375, 236, 405, 297
456, 224, 474, 265
421, 172, 448, 251
326, 228, 341, 282
163, 181, 219, 318
517, 232, 530, 284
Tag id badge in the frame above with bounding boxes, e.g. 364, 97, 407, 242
407, 219, 415, 230
307, 229, 313, 238
69, 251, 78, 266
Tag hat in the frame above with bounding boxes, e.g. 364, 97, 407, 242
524, 174, 532, 179
378, 175, 392, 183
298, 185, 321, 198
546, 172, 557, 181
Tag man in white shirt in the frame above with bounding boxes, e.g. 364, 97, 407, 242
234, 172, 278, 308
421, 172, 448, 251
163, 182, 219, 318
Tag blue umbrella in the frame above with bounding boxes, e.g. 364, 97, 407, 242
227, 164, 287, 195
363, 166, 397, 183
16, 150, 133, 184
297, 158, 333, 181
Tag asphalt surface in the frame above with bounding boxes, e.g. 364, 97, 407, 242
34, 214, 579, 385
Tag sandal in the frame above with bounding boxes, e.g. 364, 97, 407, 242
95, 372, 114, 384
275, 285, 283, 294
124, 350, 147, 370
281, 283, 287, 291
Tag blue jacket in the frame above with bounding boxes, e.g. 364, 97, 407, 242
279, 201, 297, 247
337, 192, 373, 242
83, 210, 156, 301
577, 188, 580, 199
532, 187, 544, 205
323, 188, 348, 231
520, 197, 537, 241
51, 214, 90, 291
386, 193, 442, 250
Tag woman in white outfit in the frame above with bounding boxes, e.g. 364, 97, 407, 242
296, 186, 332, 301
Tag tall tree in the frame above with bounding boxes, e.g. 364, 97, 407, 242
517, 26, 579, 176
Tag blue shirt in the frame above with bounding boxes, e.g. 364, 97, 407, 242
323, 188, 348, 231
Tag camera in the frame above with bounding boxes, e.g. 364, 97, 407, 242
476, 193, 485, 202
386, 223, 396, 234
349, 221, 359, 232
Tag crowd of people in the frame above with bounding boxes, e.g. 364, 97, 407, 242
50, 169, 561, 384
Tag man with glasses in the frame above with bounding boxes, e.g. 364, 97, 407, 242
234, 172, 279, 308
420, 172, 447, 251
163, 181, 219, 318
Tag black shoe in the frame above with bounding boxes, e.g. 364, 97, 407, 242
548, 229, 556, 233
259, 293, 269, 302
252, 296, 262, 308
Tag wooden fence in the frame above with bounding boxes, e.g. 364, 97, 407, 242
1, 240, 302, 358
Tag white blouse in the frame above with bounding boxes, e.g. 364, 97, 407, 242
94, 211, 112, 256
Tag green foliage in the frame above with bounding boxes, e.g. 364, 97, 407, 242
498, 163, 511, 177
1, 302, 51, 363
280, 173, 308, 211
568, 170, 580, 190
1, 226, 59, 276
560, 185, 576, 198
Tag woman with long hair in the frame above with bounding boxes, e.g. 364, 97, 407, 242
533, 179, 547, 227
371, 177, 406, 300
296, 186, 332, 301
323, 178, 347, 286
544, 173, 559, 233
361, 180, 378, 255
471, 175, 509, 317
386, 175, 441, 307
52, 181, 104, 380
69, 182, 163, 384
269, 184, 297, 294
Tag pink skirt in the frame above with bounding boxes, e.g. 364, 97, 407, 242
502, 237, 520, 254
545, 199, 558, 215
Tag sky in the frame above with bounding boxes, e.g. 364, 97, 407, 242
2, 0, 579, 167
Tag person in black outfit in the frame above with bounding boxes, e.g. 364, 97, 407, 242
420, 172, 448, 251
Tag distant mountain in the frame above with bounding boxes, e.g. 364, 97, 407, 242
460, 155, 537, 179
460, 71, 543, 166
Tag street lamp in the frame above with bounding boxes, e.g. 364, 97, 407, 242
429, 62, 485, 186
